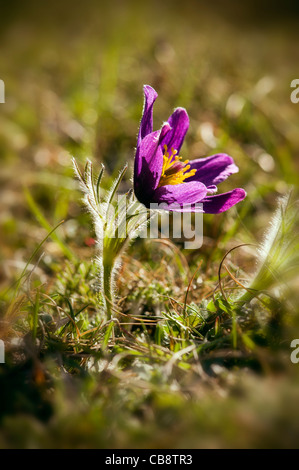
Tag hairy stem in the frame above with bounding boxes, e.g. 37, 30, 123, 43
102, 259, 114, 320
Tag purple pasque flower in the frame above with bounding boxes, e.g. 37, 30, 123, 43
134, 85, 246, 213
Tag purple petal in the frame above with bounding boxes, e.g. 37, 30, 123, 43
134, 123, 171, 206
137, 85, 158, 147
156, 202, 204, 213
152, 181, 207, 210
134, 131, 162, 192
186, 154, 239, 186
160, 107, 189, 156
201, 188, 246, 214
135, 122, 171, 180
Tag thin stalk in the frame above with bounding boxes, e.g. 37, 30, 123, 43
32, 289, 40, 340
102, 258, 115, 320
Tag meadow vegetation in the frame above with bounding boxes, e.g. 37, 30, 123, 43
0, 0, 299, 448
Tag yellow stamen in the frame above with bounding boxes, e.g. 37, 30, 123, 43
158, 145, 196, 187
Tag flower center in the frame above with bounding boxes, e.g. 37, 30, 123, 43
158, 145, 196, 187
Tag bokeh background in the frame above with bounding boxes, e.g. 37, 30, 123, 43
1, 0, 299, 262
1, 0, 299, 449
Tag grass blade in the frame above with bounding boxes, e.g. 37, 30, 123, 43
24, 186, 76, 262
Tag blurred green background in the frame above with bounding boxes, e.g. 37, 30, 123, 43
1, 0, 299, 264
1, 0, 299, 449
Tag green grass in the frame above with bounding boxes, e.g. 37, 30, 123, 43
0, 0, 299, 449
